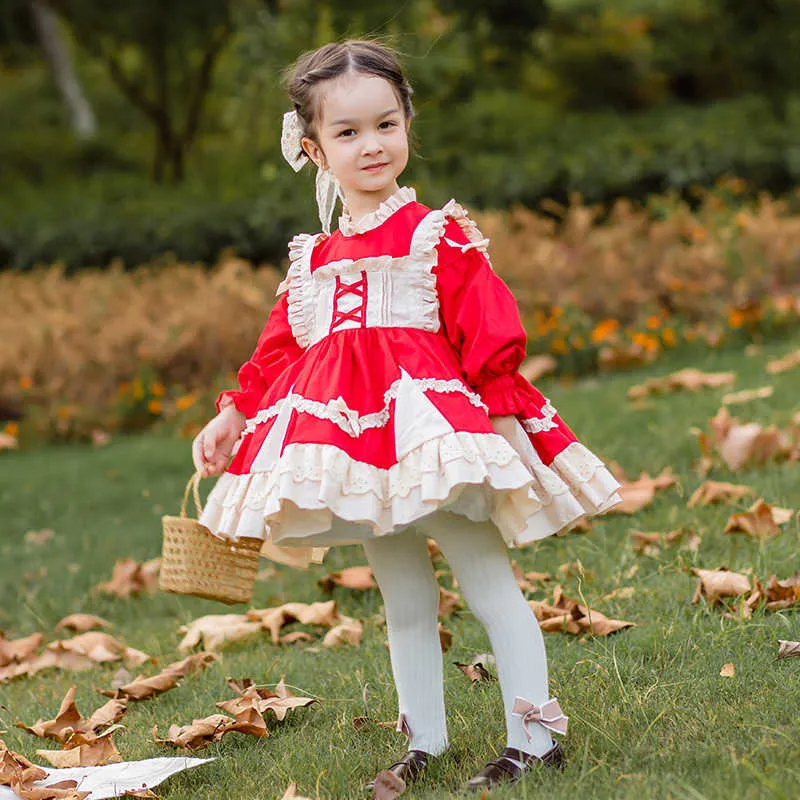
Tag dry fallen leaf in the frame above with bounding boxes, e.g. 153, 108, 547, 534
721, 386, 773, 405
18, 686, 127, 743
373, 768, 406, 800
36, 728, 122, 768
528, 585, 635, 636
691, 568, 751, 606
55, 615, 112, 633
0, 632, 44, 667
778, 640, 800, 659
94, 558, 161, 598
437, 587, 463, 618
280, 783, 317, 800
438, 623, 452, 653
47, 632, 150, 669
97, 652, 217, 701
153, 714, 231, 750
692, 407, 795, 472
177, 614, 262, 653
608, 467, 677, 514
627, 368, 735, 401
723, 499, 794, 541
247, 601, 342, 645
719, 663, 735, 678
317, 566, 376, 592
454, 654, 496, 685
766, 349, 800, 374
322, 618, 363, 648
687, 480, 755, 507
630, 527, 701, 556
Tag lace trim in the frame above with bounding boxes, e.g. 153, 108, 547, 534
520, 400, 558, 434
242, 377, 488, 437
338, 186, 417, 236
441, 199, 492, 265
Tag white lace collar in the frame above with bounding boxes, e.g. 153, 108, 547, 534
338, 186, 416, 236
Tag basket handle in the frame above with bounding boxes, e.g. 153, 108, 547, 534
180, 470, 204, 518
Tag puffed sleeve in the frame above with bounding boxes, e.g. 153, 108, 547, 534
215, 293, 303, 417
435, 219, 541, 418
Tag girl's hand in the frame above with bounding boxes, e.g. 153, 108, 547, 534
192, 405, 246, 478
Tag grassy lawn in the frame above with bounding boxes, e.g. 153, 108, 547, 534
1, 336, 799, 800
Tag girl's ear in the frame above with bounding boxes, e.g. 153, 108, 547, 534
301, 136, 326, 170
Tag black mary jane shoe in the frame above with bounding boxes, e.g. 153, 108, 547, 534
365, 749, 429, 793
463, 742, 564, 792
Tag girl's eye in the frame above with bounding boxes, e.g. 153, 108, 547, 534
379, 121, 397, 129
337, 129, 356, 138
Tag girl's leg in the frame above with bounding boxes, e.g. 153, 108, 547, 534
416, 512, 555, 757
363, 528, 449, 756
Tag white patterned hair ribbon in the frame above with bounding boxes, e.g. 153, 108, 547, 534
280, 109, 341, 234
281, 110, 308, 172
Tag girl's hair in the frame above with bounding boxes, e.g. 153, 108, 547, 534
285, 40, 414, 148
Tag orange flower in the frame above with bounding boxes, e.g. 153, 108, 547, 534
691, 226, 706, 242
590, 319, 619, 343
117, 382, 131, 396
661, 328, 676, 347
148, 399, 162, 415
571, 335, 586, 350
646, 315, 661, 330
3, 422, 19, 437
176, 394, 197, 411
551, 338, 568, 354
151, 382, 166, 397
728, 309, 745, 329
632, 332, 659, 352
57, 406, 72, 420
132, 379, 144, 400
18, 376, 32, 390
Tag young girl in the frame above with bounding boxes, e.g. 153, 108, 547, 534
192, 40, 621, 792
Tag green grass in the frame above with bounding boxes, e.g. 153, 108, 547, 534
1, 336, 799, 800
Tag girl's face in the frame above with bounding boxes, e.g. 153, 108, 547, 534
301, 72, 410, 218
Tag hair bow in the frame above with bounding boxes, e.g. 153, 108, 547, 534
281, 110, 308, 172
280, 109, 341, 234
511, 697, 569, 741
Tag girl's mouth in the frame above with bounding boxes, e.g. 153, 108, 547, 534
362, 162, 389, 172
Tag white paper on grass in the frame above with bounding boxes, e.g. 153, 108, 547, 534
0, 756, 215, 800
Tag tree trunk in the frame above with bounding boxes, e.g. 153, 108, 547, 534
28, 0, 97, 139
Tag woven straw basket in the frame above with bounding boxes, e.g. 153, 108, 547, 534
160, 471, 261, 605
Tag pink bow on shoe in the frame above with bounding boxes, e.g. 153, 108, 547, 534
511, 697, 569, 740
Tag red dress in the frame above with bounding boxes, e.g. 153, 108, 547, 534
199, 187, 621, 567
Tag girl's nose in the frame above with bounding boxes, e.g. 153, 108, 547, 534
361, 132, 382, 155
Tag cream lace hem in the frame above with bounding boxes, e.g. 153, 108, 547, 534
199, 434, 622, 557
338, 186, 417, 236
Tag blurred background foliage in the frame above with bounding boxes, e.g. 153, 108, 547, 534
3, 0, 800, 271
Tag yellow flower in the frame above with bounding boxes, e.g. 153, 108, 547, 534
148, 399, 162, 415
176, 394, 197, 411
151, 382, 166, 397
18, 376, 32, 390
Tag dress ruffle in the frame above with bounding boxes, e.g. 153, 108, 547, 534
199, 428, 621, 564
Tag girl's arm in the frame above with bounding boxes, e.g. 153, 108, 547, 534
434, 219, 543, 418
216, 293, 303, 418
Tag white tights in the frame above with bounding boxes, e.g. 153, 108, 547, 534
363, 511, 554, 757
